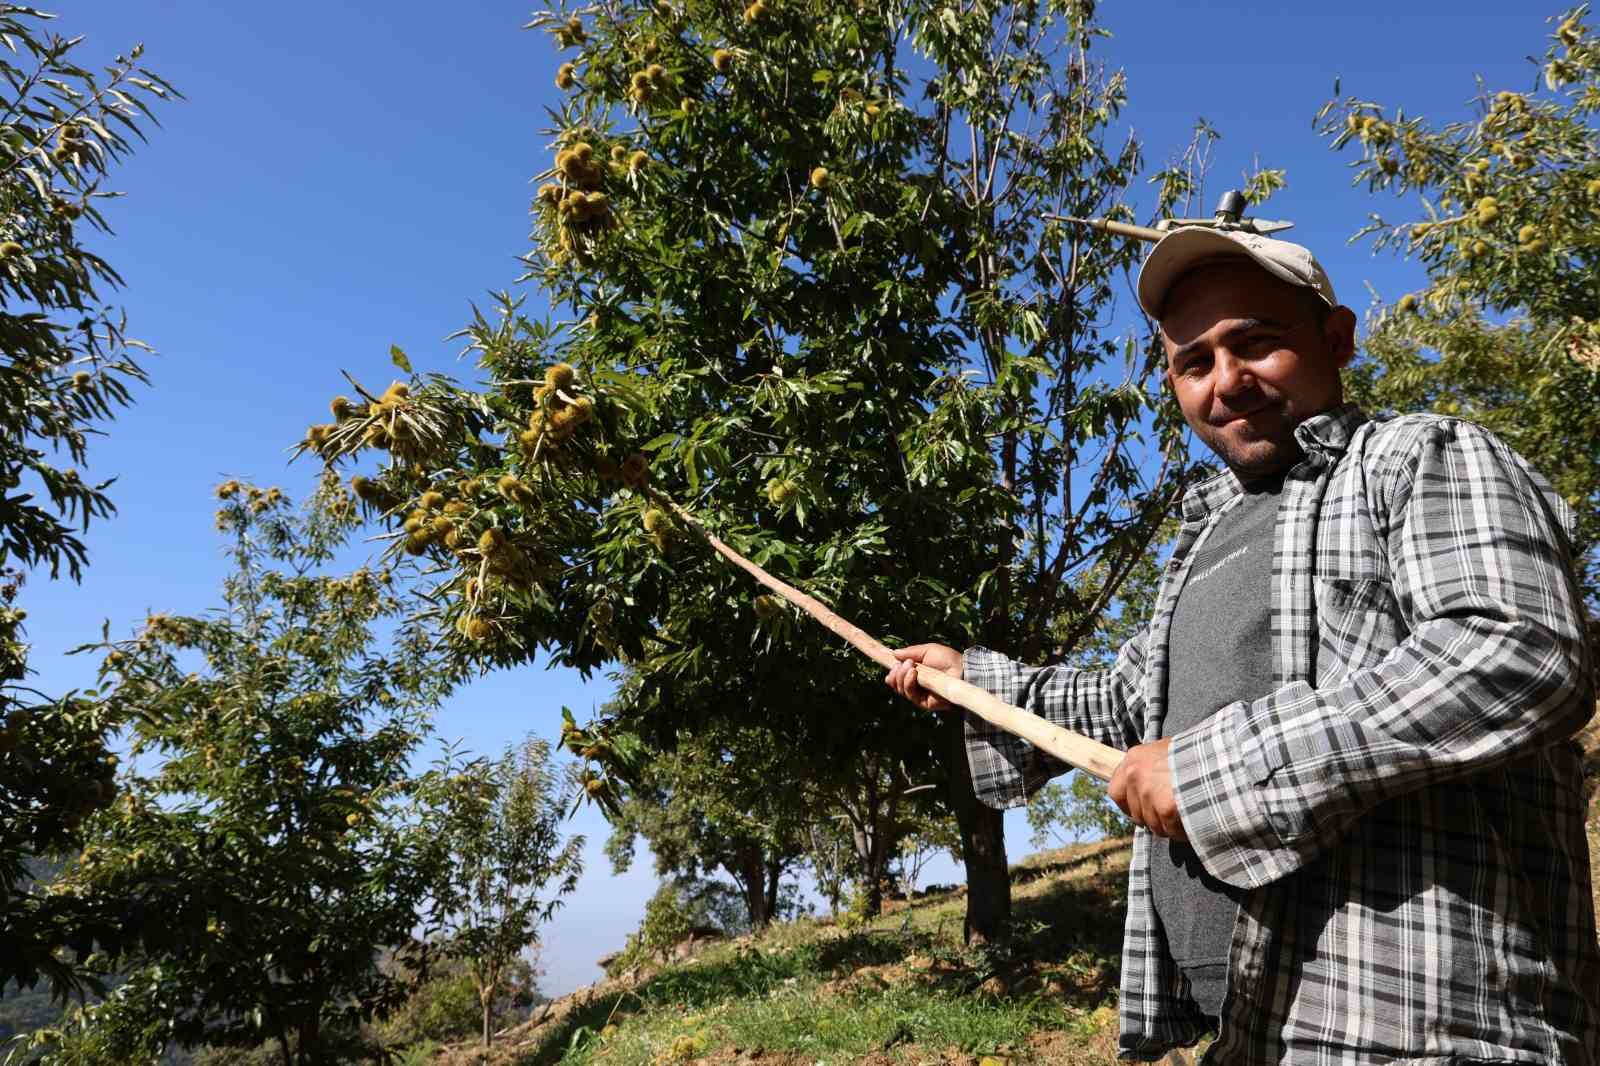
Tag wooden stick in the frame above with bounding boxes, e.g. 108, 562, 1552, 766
643, 488, 1124, 783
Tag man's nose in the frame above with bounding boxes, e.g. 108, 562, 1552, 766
1212, 349, 1256, 400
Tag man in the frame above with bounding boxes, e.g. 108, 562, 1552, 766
886, 226, 1599, 1064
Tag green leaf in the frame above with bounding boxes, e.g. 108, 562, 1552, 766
840, 212, 871, 239
683, 443, 700, 493
390, 344, 412, 373
642, 432, 679, 453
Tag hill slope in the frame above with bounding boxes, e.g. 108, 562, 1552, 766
436, 837, 1145, 1066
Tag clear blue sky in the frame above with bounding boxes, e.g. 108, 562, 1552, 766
28, 1, 1555, 996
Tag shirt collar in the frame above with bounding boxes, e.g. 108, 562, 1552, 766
1179, 403, 1369, 522
1292, 401, 1368, 456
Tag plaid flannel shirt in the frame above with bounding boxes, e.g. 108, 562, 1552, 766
962, 405, 1599, 1064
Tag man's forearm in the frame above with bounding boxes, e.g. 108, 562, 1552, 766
960, 637, 1149, 809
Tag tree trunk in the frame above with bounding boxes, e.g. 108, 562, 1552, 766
481, 964, 498, 1047
734, 848, 772, 928
295, 1017, 319, 1066
764, 860, 781, 923
846, 766, 899, 917
806, 824, 846, 916
850, 818, 887, 917
943, 714, 1010, 943
862, 866, 884, 917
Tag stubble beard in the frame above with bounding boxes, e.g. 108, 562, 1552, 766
1198, 408, 1304, 481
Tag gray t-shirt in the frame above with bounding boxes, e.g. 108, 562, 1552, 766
1152, 473, 1282, 1022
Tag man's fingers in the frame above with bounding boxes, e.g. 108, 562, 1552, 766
886, 651, 921, 701
885, 660, 923, 704
900, 664, 923, 703
886, 660, 948, 712
1153, 793, 1184, 840
1126, 786, 1148, 834
899, 661, 921, 697
1106, 744, 1187, 839
887, 646, 963, 712
894, 644, 960, 674
889, 659, 915, 701
1107, 765, 1129, 817
1147, 800, 1174, 839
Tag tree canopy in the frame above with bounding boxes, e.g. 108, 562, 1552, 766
26, 479, 461, 1064
306, 0, 1205, 940
1316, 5, 1600, 635
0, 5, 174, 998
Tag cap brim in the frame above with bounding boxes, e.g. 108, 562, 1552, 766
1136, 228, 1323, 320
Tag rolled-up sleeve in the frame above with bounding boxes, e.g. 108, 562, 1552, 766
1171, 420, 1593, 889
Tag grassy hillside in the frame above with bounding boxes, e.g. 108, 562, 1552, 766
434, 837, 1146, 1066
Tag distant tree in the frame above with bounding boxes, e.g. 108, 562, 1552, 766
820, 752, 918, 918
893, 809, 960, 900
579, 671, 929, 925
376, 952, 544, 1050
0, 5, 174, 998
21, 478, 459, 1066
680, 876, 766, 934
1024, 776, 1131, 850
617, 877, 769, 967
634, 881, 696, 963
426, 736, 584, 1049
802, 814, 854, 918
594, 714, 805, 930
1316, 5, 1600, 641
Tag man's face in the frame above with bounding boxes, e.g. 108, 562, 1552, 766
1159, 260, 1356, 480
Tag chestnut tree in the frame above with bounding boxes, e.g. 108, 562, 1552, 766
1316, 5, 1600, 635
24, 479, 461, 1065
306, 0, 1203, 940
0, 5, 173, 998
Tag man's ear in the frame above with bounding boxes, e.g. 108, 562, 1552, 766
1324, 306, 1358, 369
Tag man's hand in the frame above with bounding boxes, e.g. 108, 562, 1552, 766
1108, 737, 1188, 841
885, 644, 963, 712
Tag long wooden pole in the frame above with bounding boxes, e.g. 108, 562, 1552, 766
643, 488, 1124, 782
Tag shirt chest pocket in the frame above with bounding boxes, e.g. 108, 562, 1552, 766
1313, 576, 1407, 686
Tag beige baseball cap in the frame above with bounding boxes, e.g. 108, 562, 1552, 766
1136, 227, 1337, 320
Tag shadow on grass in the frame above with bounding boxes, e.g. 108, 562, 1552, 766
1003, 844, 1127, 1009
812, 927, 938, 974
